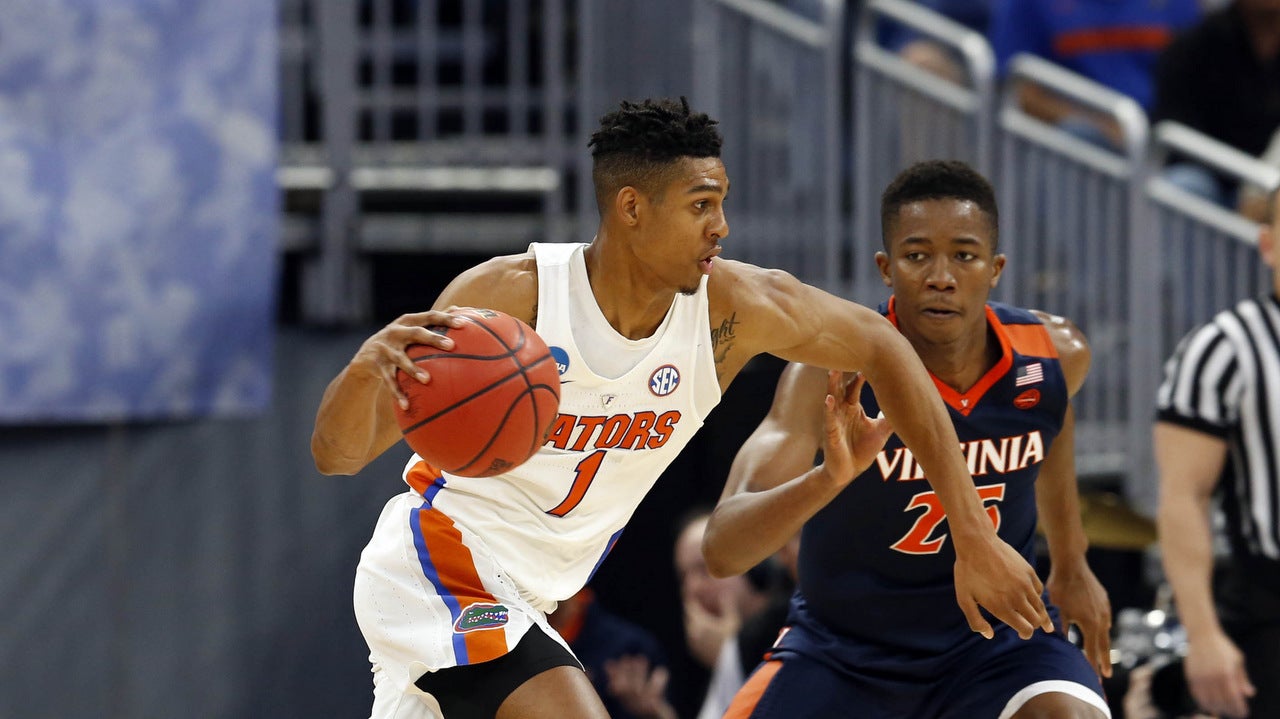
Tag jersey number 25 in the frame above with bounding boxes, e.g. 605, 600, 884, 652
890, 484, 1006, 555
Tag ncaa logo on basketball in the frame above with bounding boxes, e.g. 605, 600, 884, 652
649, 364, 680, 396
550, 346, 570, 375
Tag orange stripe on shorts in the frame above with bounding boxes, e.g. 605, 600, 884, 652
405, 458, 444, 496
415, 508, 510, 664
723, 659, 783, 719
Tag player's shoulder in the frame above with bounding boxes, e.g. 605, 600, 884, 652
435, 251, 539, 323
987, 301, 1043, 326
1023, 308, 1086, 351
986, 302, 1075, 352
707, 258, 805, 314
709, 257, 797, 288
990, 302, 1083, 344
1018, 305, 1091, 393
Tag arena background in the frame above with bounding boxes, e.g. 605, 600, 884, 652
2, 1, 1269, 717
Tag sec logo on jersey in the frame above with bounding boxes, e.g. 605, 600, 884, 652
649, 364, 680, 396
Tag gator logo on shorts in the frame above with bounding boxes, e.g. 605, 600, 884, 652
453, 602, 510, 633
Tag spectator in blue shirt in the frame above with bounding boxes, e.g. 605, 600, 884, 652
990, 0, 1200, 148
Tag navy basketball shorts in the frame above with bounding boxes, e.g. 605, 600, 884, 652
725, 625, 1109, 719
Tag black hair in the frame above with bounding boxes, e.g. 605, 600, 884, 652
879, 160, 999, 251
587, 97, 723, 215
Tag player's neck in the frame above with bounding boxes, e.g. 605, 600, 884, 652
583, 232, 679, 340
910, 323, 999, 394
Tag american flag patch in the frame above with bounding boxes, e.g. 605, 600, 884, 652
1015, 362, 1043, 387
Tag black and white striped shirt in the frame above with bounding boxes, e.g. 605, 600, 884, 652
1156, 294, 1280, 562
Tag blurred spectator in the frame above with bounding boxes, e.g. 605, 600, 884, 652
881, 0, 993, 84
696, 533, 800, 719
1153, 0, 1280, 215
991, 0, 1200, 148
675, 510, 769, 672
548, 587, 677, 719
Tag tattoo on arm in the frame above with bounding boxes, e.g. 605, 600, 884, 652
711, 313, 740, 350
711, 313, 740, 381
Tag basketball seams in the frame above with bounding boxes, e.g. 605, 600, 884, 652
395, 308, 561, 478
461, 312, 529, 356
399, 363, 533, 433
450, 382, 540, 475
405, 312, 525, 363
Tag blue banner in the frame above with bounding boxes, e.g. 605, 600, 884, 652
0, 0, 279, 421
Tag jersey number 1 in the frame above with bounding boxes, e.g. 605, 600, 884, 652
890, 484, 1006, 555
546, 450, 606, 517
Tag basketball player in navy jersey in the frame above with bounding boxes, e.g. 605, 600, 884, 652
314, 100, 1054, 719
707, 160, 1113, 718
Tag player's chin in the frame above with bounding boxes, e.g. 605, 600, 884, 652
679, 269, 703, 295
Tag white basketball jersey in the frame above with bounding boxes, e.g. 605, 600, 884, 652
400, 242, 720, 610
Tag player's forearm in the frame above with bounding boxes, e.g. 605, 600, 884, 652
704, 466, 839, 578
863, 346, 990, 542
311, 365, 395, 475
1040, 513, 1089, 571
1036, 476, 1089, 566
1157, 493, 1222, 640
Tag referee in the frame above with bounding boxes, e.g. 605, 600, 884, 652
1154, 201, 1280, 719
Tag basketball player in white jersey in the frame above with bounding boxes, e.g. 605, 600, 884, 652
312, 97, 1055, 719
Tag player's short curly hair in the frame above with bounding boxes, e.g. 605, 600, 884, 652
587, 97, 723, 215
879, 160, 1000, 251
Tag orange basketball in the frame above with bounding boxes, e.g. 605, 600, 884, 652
394, 308, 561, 477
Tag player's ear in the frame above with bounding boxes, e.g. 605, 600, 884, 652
875, 251, 892, 286
990, 253, 1006, 288
615, 186, 640, 226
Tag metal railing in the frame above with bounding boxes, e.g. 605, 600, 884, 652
278, 0, 576, 323
688, 0, 845, 290
576, 0, 844, 290
994, 53, 1150, 483
850, 0, 997, 304
274, 2, 1278, 513
1127, 121, 1280, 512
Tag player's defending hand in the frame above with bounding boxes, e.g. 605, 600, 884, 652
1047, 561, 1112, 677
818, 371, 894, 485
954, 539, 1054, 641
352, 310, 466, 409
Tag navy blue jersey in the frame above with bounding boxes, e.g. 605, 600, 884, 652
796, 300, 1067, 654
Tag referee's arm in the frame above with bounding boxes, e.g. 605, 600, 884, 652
1154, 421, 1255, 718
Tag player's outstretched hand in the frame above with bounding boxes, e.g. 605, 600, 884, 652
819, 371, 894, 484
1047, 561, 1112, 677
353, 309, 466, 409
954, 537, 1053, 640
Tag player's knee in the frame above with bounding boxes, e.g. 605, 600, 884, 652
1009, 692, 1109, 719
